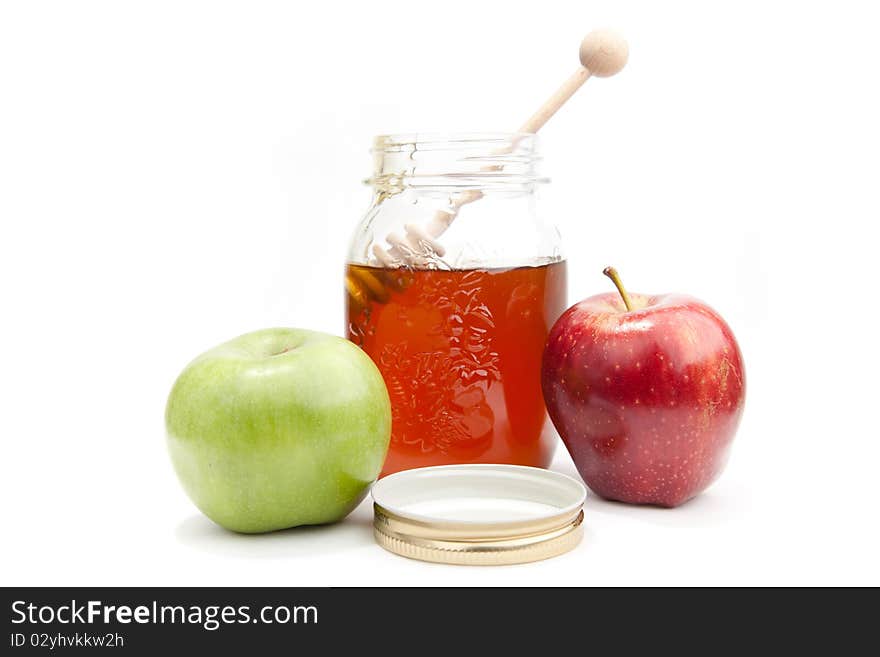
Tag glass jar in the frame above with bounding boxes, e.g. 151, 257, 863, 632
345, 133, 566, 477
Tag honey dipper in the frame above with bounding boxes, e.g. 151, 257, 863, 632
349, 29, 628, 304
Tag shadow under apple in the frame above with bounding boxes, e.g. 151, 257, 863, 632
582, 486, 745, 529
174, 500, 375, 559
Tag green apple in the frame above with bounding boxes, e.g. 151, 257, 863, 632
165, 327, 391, 533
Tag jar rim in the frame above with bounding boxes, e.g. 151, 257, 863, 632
371, 132, 540, 152
367, 132, 547, 190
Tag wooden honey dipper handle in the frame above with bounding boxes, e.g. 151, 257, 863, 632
520, 29, 629, 133
374, 29, 629, 268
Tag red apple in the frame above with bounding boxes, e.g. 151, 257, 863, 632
541, 267, 745, 507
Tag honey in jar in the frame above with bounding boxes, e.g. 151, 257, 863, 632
347, 262, 565, 475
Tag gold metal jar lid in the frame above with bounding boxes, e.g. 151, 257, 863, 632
371, 464, 587, 566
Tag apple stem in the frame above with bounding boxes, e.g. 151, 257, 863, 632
603, 266, 634, 311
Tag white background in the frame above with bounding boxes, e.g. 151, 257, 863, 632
2, 0, 878, 586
